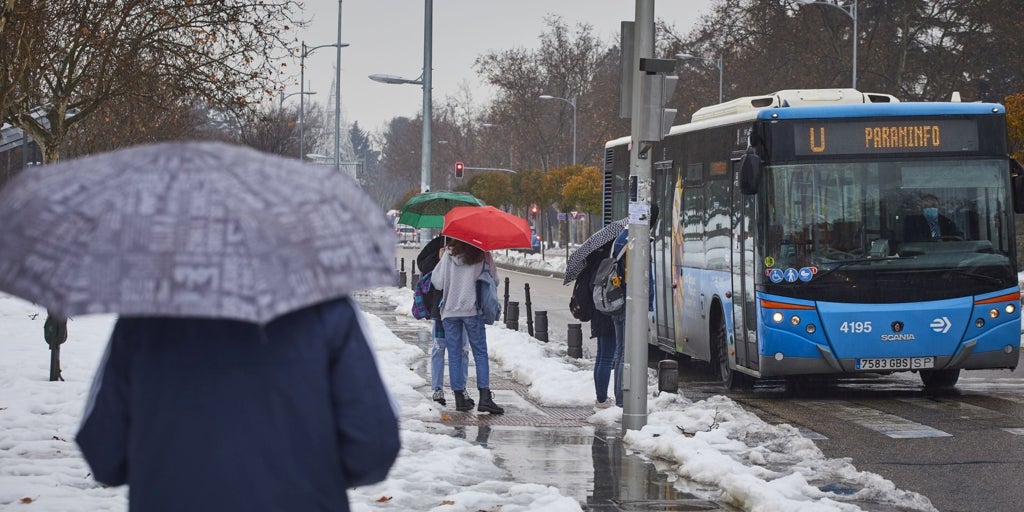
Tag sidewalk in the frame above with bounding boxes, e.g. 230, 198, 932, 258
352, 290, 730, 512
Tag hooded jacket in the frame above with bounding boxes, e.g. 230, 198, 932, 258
76, 297, 400, 512
431, 249, 484, 319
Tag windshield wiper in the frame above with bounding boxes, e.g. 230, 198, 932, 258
810, 256, 905, 281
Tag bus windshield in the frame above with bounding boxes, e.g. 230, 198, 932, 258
762, 158, 1016, 302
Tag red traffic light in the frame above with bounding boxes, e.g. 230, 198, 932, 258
455, 161, 464, 178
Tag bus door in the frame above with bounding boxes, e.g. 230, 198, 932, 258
730, 158, 759, 371
652, 159, 675, 351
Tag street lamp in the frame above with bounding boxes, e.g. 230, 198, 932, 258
279, 90, 316, 107
796, 0, 858, 89
676, 52, 724, 103
299, 40, 348, 162
369, 0, 433, 196
369, 0, 433, 247
538, 94, 576, 166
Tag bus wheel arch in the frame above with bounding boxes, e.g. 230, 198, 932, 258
920, 368, 960, 390
709, 301, 751, 390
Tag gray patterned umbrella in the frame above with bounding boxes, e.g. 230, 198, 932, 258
0, 141, 397, 324
563, 218, 628, 285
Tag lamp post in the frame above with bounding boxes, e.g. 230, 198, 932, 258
676, 53, 724, 103
299, 40, 348, 161
369, 0, 433, 246
538, 95, 577, 166
369, 0, 432, 195
796, 0, 858, 89
280, 90, 316, 107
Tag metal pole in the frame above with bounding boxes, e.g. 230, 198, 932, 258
421, 0, 433, 193
571, 96, 577, 165
335, 0, 343, 172
717, 54, 723, 103
851, 0, 858, 89
299, 42, 306, 160
623, 0, 654, 434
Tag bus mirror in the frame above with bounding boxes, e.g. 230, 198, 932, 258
1012, 159, 1024, 214
739, 149, 761, 195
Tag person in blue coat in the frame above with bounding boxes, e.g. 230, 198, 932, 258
76, 297, 400, 512
610, 205, 658, 407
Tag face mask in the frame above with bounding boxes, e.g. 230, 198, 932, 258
923, 207, 938, 221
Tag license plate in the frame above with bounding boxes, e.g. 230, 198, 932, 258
856, 357, 935, 371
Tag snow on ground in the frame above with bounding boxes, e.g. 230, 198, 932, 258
1, 286, 941, 511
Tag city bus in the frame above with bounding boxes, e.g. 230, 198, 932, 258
603, 89, 1024, 389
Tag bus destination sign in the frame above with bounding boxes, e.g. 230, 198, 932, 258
793, 119, 979, 156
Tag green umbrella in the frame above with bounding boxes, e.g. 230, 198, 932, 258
398, 191, 485, 228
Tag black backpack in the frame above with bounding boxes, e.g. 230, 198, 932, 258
569, 264, 595, 322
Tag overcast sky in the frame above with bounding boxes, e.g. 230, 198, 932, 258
290, 1, 715, 133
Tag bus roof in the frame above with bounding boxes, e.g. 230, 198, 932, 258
756, 101, 1005, 120
604, 89, 1004, 150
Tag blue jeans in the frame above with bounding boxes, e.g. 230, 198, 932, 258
443, 314, 490, 390
431, 318, 469, 390
594, 331, 616, 403
611, 314, 625, 407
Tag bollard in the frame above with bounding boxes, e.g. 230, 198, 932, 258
44, 313, 67, 382
534, 311, 548, 342
524, 283, 534, 336
410, 273, 420, 290
398, 270, 407, 288
658, 359, 680, 393
505, 301, 519, 331
567, 323, 583, 358
502, 277, 510, 322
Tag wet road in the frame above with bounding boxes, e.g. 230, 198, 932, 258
395, 247, 1024, 511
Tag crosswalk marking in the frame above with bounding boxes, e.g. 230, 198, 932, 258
897, 397, 1010, 422
796, 400, 952, 439
1002, 428, 1024, 436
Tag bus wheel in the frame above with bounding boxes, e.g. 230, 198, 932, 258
711, 312, 750, 390
920, 369, 960, 390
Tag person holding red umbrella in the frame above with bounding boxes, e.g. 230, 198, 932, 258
431, 238, 504, 414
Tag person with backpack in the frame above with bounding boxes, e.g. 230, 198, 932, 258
586, 244, 619, 411
609, 206, 659, 407
417, 236, 471, 408
431, 238, 504, 414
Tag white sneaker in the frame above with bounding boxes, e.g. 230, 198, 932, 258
593, 399, 613, 411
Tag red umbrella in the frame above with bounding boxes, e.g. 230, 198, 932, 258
441, 206, 533, 251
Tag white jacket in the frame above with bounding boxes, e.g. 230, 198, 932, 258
431, 249, 484, 319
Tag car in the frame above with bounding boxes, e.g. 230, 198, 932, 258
396, 226, 419, 244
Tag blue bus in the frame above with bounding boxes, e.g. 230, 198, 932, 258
603, 89, 1024, 389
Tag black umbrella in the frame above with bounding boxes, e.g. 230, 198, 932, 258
563, 218, 628, 285
0, 141, 397, 324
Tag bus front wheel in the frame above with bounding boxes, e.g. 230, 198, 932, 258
711, 311, 750, 390
920, 368, 960, 390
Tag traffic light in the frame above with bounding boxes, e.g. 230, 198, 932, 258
638, 58, 679, 141
455, 161, 464, 178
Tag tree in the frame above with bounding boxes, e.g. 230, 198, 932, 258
562, 166, 602, 214
475, 16, 613, 170
1, 0, 302, 164
661, 0, 1024, 112
468, 172, 512, 210
1006, 94, 1024, 162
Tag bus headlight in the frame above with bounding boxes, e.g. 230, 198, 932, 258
989, 308, 999, 319
790, 315, 801, 326
772, 312, 784, 323
806, 323, 817, 334
1006, 304, 1016, 315
975, 318, 985, 328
